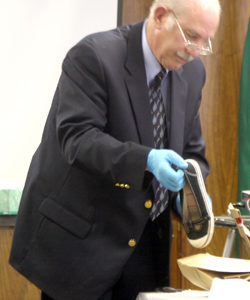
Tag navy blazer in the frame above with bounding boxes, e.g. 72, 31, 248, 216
10, 21, 209, 300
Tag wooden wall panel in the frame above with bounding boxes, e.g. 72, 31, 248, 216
200, 0, 249, 257
0, 227, 40, 300
121, 0, 152, 24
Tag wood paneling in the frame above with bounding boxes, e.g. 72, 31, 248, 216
200, 0, 249, 257
121, 0, 152, 24
0, 227, 40, 300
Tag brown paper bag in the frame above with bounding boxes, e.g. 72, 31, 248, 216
177, 253, 250, 290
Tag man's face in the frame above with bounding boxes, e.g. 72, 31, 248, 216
148, 4, 220, 70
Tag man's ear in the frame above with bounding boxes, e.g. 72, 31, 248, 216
153, 6, 171, 29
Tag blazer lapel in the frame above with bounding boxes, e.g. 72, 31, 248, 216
124, 22, 188, 152
124, 22, 154, 148
168, 67, 187, 153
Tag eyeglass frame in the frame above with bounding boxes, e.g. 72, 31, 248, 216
170, 11, 213, 56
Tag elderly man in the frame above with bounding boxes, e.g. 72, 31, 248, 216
10, 0, 221, 299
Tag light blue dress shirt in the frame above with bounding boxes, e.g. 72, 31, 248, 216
141, 20, 168, 109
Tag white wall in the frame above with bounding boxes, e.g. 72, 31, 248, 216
0, 0, 118, 186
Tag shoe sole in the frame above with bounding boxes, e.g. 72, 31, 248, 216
183, 159, 214, 248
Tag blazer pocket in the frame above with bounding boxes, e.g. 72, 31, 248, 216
39, 197, 92, 239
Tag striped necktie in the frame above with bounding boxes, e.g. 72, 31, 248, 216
149, 69, 169, 220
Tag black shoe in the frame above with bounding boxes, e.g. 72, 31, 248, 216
182, 159, 214, 248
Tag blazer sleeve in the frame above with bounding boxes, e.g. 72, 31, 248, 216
54, 38, 151, 191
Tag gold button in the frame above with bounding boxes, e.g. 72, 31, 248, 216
120, 184, 125, 188
124, 184, 131, 189
128, 239, 136, 247
144, 200, 152, 209
115, 183, 120, 187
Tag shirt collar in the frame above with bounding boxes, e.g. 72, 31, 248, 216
142, 20, 168, 86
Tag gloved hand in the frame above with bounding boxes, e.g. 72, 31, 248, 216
147, 149, 188, 192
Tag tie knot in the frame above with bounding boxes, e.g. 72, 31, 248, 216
150, 68, 166, 88
156, 68, 166, 81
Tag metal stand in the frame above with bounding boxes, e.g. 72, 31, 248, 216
215, 215, 250, 257
222, 228, 236, 257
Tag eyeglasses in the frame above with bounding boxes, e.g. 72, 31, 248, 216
172, 12, 213, 56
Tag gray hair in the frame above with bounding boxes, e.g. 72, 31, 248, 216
149, 0, 221, 18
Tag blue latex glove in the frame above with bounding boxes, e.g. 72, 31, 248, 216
147, 149, 188, 192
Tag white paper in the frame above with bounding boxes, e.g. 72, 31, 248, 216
136, 290, 209, 300
178, 253, 250, 273
208, 278, 250, 300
